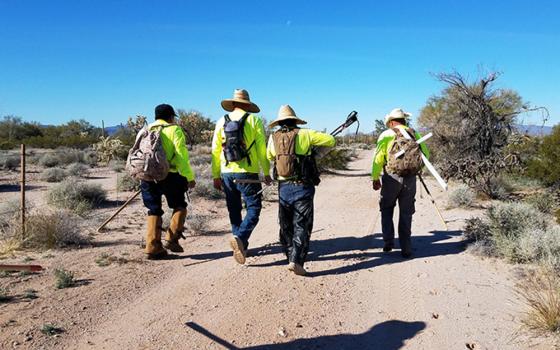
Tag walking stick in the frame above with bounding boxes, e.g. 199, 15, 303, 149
97, 190, 141, 232
418, 175, 448, 231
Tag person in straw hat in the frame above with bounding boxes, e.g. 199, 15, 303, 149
371, 108, 430, 258
266, 105, 336, 275
211, 89, 271, 265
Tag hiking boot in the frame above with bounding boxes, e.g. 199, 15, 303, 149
288, 262, 307, 276
383, 241, 394, 252
163, 208, 187, 253
145, 216, 168, 260
230, 236, 246, 265
401, 250, 413, 259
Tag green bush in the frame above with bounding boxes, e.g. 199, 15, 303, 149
40, 167, 68, 182
109, 160, 125, 173
46, 178, 106, 214
38, 153, 61, 168
66, 162, 88, 177
525, 192, 556, 215
526, 125, 560, 186
464, 202, 559, 266
53, 268, 75, 289
117, 173, 140, 191
447, 184, 475, 208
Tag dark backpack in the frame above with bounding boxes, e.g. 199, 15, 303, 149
385, 127, 424, 176
222, 113, 255, 165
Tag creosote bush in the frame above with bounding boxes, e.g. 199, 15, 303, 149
447, 184, 475, 208
40, 167, 68, 182
66, 162, 89, 177
38, 153, 61, 168
46, 178, 106, 214
53, 268, 74, 289
117, 173, 140, 191
464, 202, 560, 267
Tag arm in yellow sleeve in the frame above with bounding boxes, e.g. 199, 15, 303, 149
211, 122, 223, 179
173, 128, 195, 181
253, 117, 270, 176
309, 130, 336, 147
266, 135, 276, 161
371, 133, 392, 180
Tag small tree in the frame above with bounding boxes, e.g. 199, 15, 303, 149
419, 71, 547, 197
176, 109, 215, 145
526, 125, 560, 186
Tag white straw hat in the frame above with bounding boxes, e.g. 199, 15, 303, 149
384, 108, 412, 127
221, 89, 260, 113
269, 105, 307, 128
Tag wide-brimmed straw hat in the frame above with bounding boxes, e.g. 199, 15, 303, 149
221, 89, 260, 113
269, 105, 308, 128
384, 108, 411, 127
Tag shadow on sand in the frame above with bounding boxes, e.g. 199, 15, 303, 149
186, 320, 426, 350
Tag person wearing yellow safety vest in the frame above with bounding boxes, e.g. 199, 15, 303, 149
140, 104, 196, 259
371, 108, 430, 258
211, 89, 271, 265
266, 105, 336, 276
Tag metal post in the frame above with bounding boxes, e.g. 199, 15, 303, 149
20, 144, 26, 239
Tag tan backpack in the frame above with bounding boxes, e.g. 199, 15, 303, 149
385, 127, 423, 176
126, 125, 173, 182
272, 127, 300, 178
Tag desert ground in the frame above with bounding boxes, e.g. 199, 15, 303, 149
0, 150, 557, 349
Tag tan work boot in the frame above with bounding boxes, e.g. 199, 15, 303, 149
145, 215, 168, 259
230, 236, 246, 265
163, 208, 187, 253
288, 262, 307, 276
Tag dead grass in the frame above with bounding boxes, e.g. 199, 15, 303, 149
95, 252, 142, 266
518, 267, 560, 335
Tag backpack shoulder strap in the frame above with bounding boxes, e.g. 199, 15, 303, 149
224, 114, 231, 123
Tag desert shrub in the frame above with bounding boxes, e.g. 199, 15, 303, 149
447, 184, 475, 208
0, 287, 12, 303
464, 202, 559, 265
40, 323, 65, 336
190, 154, 212, 166
1, 156, 20, 170
46, 178, 106, 214
486, 177, 509, 200
176, 110, 215, 145
317, 147, 356, 171
0, 199, 20, 227
526, 125, 560, 187
192, 179, 223, 200
187, 212, 210, 235
501, 174, 542, 192
518, 267, 560, 334
117, 173, 140, 191
40, 167, 68, 182
38, 153, 61, 168
525, 192, 557, 215
66, 162, 88, 177
53, 268, 74, 289
109, 160, 125, 173
55, 148, 89, 165
189, 144, 212, 157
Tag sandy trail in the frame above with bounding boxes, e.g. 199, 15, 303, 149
1, 151, 555, 349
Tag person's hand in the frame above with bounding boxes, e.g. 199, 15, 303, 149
372, 180, 381, 191
187, 180, 196, 189
213, 178, 223, 191
264, 175, 273, 186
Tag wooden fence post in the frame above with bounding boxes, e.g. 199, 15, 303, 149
20, 144, 26, 239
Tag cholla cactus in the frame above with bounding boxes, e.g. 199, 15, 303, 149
127, 115, 147, 133
93, 136, 126, 165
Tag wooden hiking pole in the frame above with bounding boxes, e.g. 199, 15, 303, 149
418, 175, 448, 231
96, 190, 141, 232
0, 264, 43, 272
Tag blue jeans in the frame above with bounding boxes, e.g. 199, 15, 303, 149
278, 182, 315, 265
221, 173, 263, 249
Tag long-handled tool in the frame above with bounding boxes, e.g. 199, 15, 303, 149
97, 190, 141, 232
418, 175, 448, 231
0, 264, 43, 272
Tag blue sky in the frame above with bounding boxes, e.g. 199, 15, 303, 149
0, 0, 558, 132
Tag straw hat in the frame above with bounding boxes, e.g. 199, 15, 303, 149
221, 89, 260, 113
269, 105, 307, 128
384, 108, 411, 127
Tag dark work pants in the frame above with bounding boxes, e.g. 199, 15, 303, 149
221, 172, 263, 249
278, 182, 315, 266
140, 172, 187, 216
379, 173, 417, 251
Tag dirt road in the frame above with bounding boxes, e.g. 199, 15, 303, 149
0, 151, 555, 349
